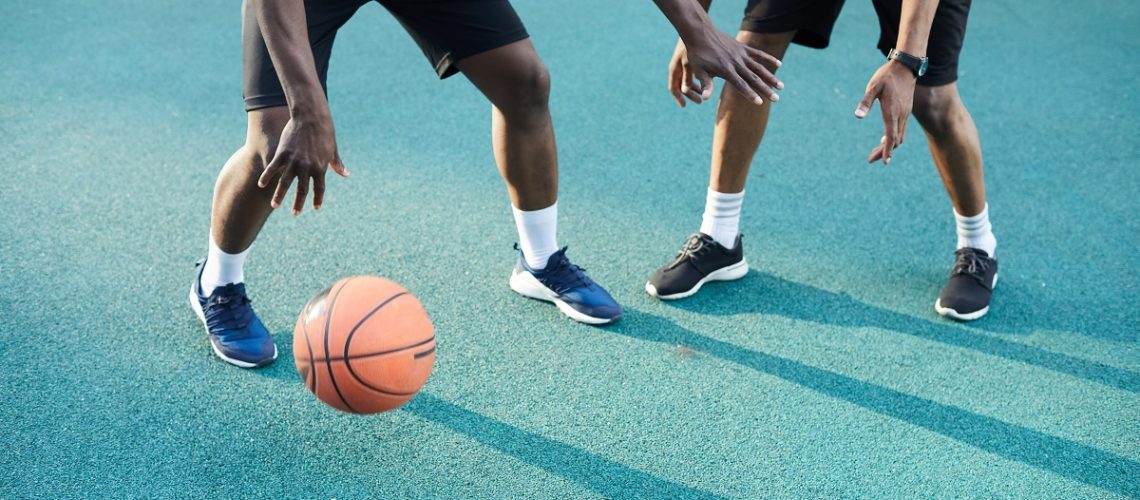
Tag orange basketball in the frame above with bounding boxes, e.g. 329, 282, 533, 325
293, 276, 436, 414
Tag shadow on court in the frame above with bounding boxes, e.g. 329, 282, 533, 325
666, 270, 1139, 393
403, 393, 724, 499
603, 308, 1140, 497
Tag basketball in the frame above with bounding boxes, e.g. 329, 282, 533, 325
293, 276, 436, 414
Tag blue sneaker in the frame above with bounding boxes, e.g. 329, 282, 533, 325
189, 259, 277, 368
509, 245, 622, 324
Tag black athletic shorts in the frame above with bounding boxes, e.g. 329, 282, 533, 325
740, 0, 972, 86
242, 0, 530, 111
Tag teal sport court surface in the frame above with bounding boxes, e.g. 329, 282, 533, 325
1, 0, 1137, 497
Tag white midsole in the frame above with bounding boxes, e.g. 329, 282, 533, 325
646, 258, 749, 300
188, 288, 276, 368
508, 270, 615, 325
934, 273, 998, 322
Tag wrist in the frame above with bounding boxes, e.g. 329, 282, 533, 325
287, 88, 330, 120
886, 48, 927, 78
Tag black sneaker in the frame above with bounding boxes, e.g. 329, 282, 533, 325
935, 248, 998, 321
646, 233, 748, 300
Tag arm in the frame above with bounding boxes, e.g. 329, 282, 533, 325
654, 0, 783, 106
251, 0, 348, 214
854, 0, 940, 165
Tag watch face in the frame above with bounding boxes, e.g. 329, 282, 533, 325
918, 59, 929, 77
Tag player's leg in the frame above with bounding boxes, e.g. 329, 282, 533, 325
456, 40, 559, 273
913, 83, 986, 219
647, 0, 844, 300
644, 30, 792, 301
875, 0, 995, 320
457, 40, 556, 213
914, 82, 997, 321
375, 0, 620, 323
191, 0, 363, 367
708, 31, 795, 196
455, 39, 621, 324
190, 108, 287, 369
208, 109, 288, 258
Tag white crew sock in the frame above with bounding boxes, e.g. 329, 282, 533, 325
200, 236, 250, 296
699, 188, 745, 249
512, 202, 559, 270
955, 203, 997, 257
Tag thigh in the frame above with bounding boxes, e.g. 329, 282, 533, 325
241, 0, 369, 112
377, 0, 530, 79
741, 0, 846, 49
872, 0, 972, 86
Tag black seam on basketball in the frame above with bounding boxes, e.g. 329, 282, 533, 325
340, 292, 409, 363
413, 346, 436, 359
329, 359, 424, 397
341, 292, 431, 397
343, 343, 432, 396
310, 336, 435, 362
323, 279, 357, 413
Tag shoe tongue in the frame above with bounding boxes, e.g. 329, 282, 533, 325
212, 282, 247, 301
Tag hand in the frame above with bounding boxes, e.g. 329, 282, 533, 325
668, 38, 701, 107
257, 110, 348, 215
854, 61, 917, 165
673, 28, 783, 107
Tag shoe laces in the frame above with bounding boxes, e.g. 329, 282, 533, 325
541, 248, 595, 295
668, 234, 711, 269
951, 248, 991, 282
204, 284, 254, 331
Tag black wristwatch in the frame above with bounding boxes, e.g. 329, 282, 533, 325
887, 48, 929, 78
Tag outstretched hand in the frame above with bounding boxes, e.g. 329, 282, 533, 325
668, 29, 783, 108
257, 112, 348, 215
854, 61, 917, 165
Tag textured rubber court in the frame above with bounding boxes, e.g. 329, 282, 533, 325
2, 0, 1137, 497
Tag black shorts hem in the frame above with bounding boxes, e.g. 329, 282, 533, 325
740, 18, 830, 49
433, 29, 530, 79
244, 94, 288, 112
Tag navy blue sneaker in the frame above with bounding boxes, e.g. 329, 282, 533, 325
189, 259, 277, 368
509, 245, 622, 325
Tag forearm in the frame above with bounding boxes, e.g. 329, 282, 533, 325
895, 0, 940, 55
654, 0, 715, 46
250, 0, 327, 117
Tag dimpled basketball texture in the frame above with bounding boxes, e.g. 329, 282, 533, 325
293, 276, 436, 414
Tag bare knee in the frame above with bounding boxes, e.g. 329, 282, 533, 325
243, 106, 289, 167
912, 84, 964, 137
494, 59, 551, 124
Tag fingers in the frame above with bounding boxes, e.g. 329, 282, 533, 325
746, 46, 783, 77
880, 106, 898, 165
855, 82, 879, 119
669, 61, 686, 108
258, 151, 287, 189
743, 51, 784, 91
743, 58, 780, 102
736, 62, 777, 105
313, 171, 326, 210
868, 136, 886, 163
291, 171, 311, 215
725, 72, 765, 106
696, 71, 714, 101
897, 116, 908, 148
271, 165, 295, 210
329, 151, 348, 177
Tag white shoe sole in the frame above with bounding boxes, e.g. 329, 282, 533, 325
188, 289, 277, 369
509, 270, 618, 325
934, 273, 998, 322
645, 259, 749, 301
